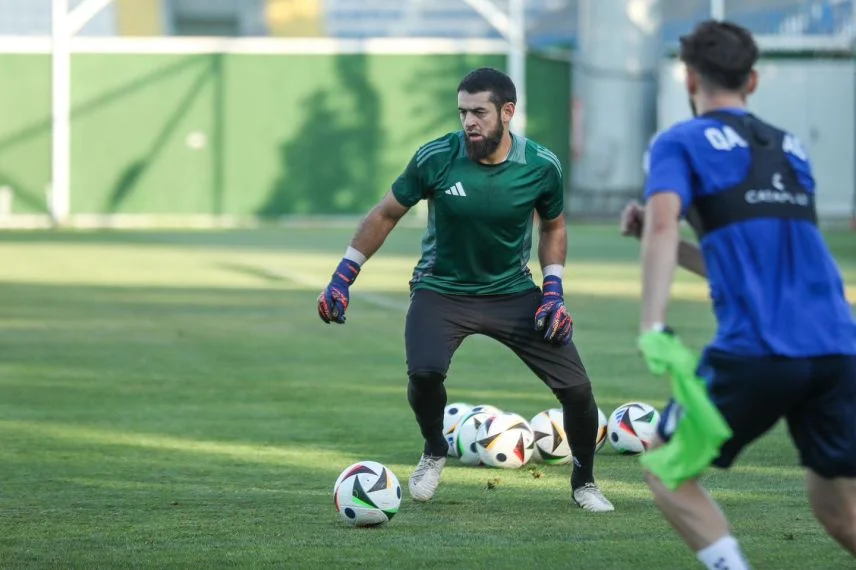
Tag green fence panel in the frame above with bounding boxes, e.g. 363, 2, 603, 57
0, 55, 52, 214
0, 52, 571, 216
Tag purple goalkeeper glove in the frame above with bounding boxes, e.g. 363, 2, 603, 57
534, 275, 574, 345
317, 258, 361, 324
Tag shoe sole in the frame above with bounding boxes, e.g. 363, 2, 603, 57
408, 486, 436, 502
577, 505, 615, 512
574, 501, 615, 512
573, 496, 615, 512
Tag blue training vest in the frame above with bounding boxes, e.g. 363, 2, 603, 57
644, 109, 856, 357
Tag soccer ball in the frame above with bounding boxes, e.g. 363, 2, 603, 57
469, 404, 502, 417
454, 410, 492, 466
595, 407, 608, 452
333, 461, 401, 527
530, 408, 571, 465
476, 412, 536, 469
443, 402, 473, 457
607, 402, 661, 455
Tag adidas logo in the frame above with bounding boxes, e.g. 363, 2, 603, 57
445, 182, 467, 197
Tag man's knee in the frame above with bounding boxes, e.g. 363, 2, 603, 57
825, 515, 856, 544
644, 470, 664, 495
407, 371, 446, 404
644, 470, 681, 511
644, 470, 704, 509
553, 382, 593, 409
816, 505, 856, 551
408, 371, 446, 389
809, 476, 856, 550
644, 469, 673, 494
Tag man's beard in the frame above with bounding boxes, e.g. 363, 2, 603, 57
466, 123, 504, 162
689, 97, 698, 117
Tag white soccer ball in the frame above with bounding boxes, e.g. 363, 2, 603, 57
530, 408, 571, 465
443, 402, 473, 457
333, 461, 401, 527
469, 404, 502, 417
607, 402, 661, 455
454, 410, 492, 466
595, 407, 608, 452
476, 411, 536, 469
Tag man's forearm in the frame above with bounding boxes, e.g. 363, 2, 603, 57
538, 225, 567, 272
633, 233, 706, 279
349, 208, 399, 261
625, 204, 706, 278
640, 226, 680, 330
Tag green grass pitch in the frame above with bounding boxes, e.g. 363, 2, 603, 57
1, 223, 854, 568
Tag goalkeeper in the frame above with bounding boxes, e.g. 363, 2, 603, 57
317, 68, 613, 513
623, 20, 856, 570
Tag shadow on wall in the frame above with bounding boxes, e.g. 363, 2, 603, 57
259, 54, 508, 216
0, 168, 48, 213
0, 55, 215, 215
105, 57, 220, 214
402, 54, 498, 141
259, 54, 383, 216
104, 55, 227, 216
0, 52, 570, 217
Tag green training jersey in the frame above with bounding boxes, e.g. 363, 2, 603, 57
391, 130, 565, 296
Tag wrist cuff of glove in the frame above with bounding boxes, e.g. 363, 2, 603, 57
344, 246, 367, 266
542, 264, 563, 278
332, 257, 361, 286
542, 274, 563, 296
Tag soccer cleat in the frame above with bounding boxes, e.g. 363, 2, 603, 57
572, 483, 615, 512
408, 454, 446, 502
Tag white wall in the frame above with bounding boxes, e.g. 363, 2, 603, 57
657, 57, 855, 220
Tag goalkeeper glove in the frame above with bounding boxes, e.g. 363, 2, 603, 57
534, 275, 574, 345
317, 258, 360, 324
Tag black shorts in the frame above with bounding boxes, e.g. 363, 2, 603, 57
658, 348, 856, 478
404, 288, 590, 390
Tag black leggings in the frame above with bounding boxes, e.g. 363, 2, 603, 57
405, 289, 600, 487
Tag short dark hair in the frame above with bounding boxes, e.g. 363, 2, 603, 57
679, 20, 759, 91
457, 67, 517, 110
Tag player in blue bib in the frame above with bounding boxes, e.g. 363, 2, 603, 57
622, 20, 856, 569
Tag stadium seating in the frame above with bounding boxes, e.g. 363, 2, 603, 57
0, 0, 850, 43
322, 0, 852, 45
